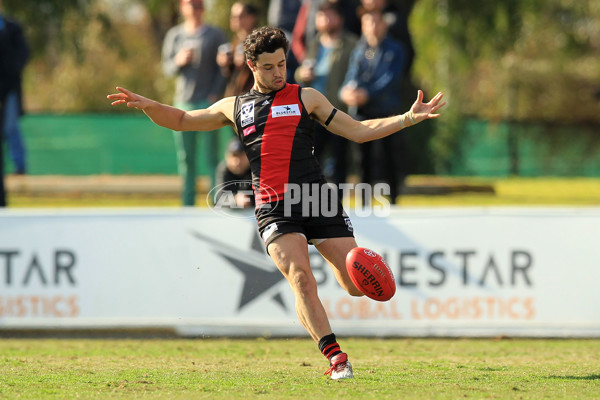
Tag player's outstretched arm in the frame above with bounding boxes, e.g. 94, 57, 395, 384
305, 88, 446, 143
107, 86, 234, 132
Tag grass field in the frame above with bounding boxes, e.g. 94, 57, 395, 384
1, 338, 599, 399
6, 177, 600, 207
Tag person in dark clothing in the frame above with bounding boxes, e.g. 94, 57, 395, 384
0, 108, 4, 207
294, 1, 358, 197
0, 1, 30, 205
214, 138, 254, 208
357, 0, 414, 75
340, 9, 408, 204
217, 2, 259, 98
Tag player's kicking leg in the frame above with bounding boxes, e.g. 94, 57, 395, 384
315, 236, 364, 297
267, 233, 353, 379
313, 236, 366, 379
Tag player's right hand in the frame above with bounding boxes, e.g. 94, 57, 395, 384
107, 87, 152, 110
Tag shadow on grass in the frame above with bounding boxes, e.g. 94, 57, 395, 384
548, 374, 600, 381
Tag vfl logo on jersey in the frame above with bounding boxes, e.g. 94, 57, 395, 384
241, 101, 255, 127
271, 104, 301, 118
344, 217, 354, 232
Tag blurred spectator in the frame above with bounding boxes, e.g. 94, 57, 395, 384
267, 0, 301, 39
268, 0, 302, 82
217, 2, 258, 97
0, 0, 29, 177
358, 0, 414, 79
294, 1, 358, 194
214, 139, 254, 209
290, 0, 324, 64
291, 0, 361, 63
162, 0, 227, 206
340, 9, 408, 205
339, 0, 362, 36
0, 0, 29, 206
0, 125, 3, 206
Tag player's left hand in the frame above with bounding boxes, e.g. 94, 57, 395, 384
409, 90, 446, 124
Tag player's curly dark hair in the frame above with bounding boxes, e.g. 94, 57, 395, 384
243, 26, 289, 65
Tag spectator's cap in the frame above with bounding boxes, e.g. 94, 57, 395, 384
227, 139, 244, 155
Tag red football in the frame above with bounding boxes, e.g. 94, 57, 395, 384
346, 247, 396, 302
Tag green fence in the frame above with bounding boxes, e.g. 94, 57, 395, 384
449, 120, 600, 176
5, 114, 235, 175
3, 114, 600, 177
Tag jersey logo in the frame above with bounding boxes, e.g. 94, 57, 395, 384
243, 125, 256, 136
262, 222, 278, 243
344, 217, 354, 232
271, 104, 301, 118
240, 101, 255, 127
261, 100, 270, 106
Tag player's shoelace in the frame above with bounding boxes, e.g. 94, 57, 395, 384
324, 362, 348, 376
324, 352, 353, 378
324, 354, 349, 376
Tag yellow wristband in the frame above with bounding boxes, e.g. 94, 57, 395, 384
399, 112, 416, 129
398, 114, 406, 129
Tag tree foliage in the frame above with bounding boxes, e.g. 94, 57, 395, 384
412, 0, 599, 122
410, 0, 600, 172
3, 0, 599, 165
3, 0, 255, 112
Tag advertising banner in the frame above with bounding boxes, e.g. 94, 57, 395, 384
1, 207, 599, 337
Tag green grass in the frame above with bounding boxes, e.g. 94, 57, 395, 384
1, 338, 598, 399
7, 192, 183, 208
6, 177, 600, 208
399, 177, 600, 207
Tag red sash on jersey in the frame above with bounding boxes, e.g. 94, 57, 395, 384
256, 85, 303, 204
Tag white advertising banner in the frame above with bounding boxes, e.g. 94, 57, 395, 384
1, 207, 599, 337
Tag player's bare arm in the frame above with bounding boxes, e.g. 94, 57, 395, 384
302, 87, 446, 143
107, 87, 236, 132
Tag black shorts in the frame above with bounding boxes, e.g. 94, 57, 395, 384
255, 182, 354, 249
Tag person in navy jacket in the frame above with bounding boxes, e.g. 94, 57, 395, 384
341, 10, 409, 205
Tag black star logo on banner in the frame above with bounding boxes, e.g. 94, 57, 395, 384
189, 230, 287, 312
220, 254, 285, 310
